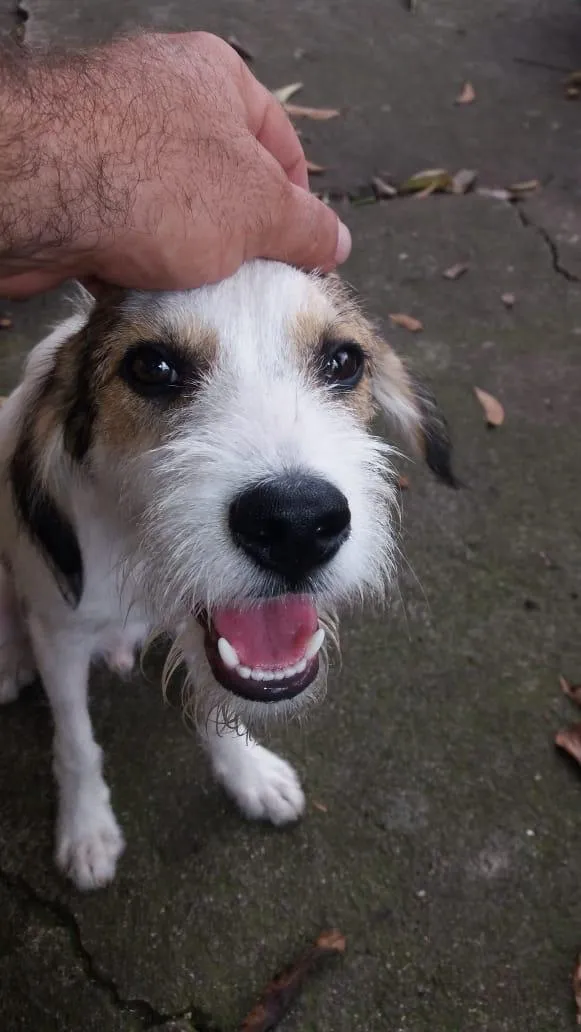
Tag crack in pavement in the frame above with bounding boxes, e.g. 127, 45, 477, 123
0, 865, 222, 1032
514, 204, 580, 284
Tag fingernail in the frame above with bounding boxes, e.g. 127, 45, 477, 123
334, 220, 352, 265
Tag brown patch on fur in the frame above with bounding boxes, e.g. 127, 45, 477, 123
32, 291, 219, 461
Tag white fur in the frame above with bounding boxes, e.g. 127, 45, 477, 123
0, 261, 402, 890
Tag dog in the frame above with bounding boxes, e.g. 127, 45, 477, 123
0, 259, 454, 890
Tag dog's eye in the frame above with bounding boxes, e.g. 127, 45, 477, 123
321, 343, 365, 390
120, 345, 182, 397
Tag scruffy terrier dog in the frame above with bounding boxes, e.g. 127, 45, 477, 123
0, 260, 453, 890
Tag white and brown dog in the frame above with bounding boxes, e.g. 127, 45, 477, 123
0, 260, 454, 890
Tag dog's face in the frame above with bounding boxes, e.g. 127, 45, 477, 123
13, 261, 453, 718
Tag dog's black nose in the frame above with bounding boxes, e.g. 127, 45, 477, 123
229, 474, 351, 582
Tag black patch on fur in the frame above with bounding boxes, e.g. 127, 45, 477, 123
10, 441, 84, 607
63, 327, 98, 462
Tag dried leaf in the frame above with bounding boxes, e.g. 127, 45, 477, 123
560, 675, 581, 706
306, 160, 327, 175
477, 187, 513, 202
273, 82, 303, 104
397, 474, 410, 490
501, 292, 516, 308
226, 35, 255, 63
509, 179, 540, 195
450, 168, 478, 195
456, 81, 476, 105
313, 800, 328, 813
573, 953, 581, 1026
473, 387, 505, 427
443, 262, 469, 281
0, 316, 12, 329
555, 725, 581, 767
284, 103, 340, 120
398, 169, 452, 195
389, 313, 423, 333
239, 930, 345, 1031
371, 176, 398, 199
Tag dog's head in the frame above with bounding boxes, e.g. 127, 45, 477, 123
12, 260, 454, 719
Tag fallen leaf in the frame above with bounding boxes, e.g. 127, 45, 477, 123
473, 387, 505, 427
477, 187, 513, 202
501, 292, 516, 308
450, 168, 478, 195
555, 725, 581, 767
389, 313, 423, 333
399, 169, 452, 195
456, 81, 476, 105
371, 175, 398, 199
313, 800, 328, 813
509, 179, 540, 195
306, 160, 327, 175
284, 103, 340, 120
397, 474, 410, 490
273, 82, 303, 104
443, 262, 469, 281
560, 675, 581, 706
226, 35, 255, 63
239, 930, 345, 1031
0, 316, 12, 329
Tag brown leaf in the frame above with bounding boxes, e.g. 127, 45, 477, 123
397, 474, 410, 490
389, 313, 423, 333
501, 292, 516, 308
450, 168, 478, 195
509, 179, 540, 195
306, 160, 327, 175
398, 169, 452, 195
273, 82, 303, 104
560, 675, 581, 706
239, 930, 345, 1031
284, 103, 340, 120
555, 725, 581, 767
0, 316, 12, 329
443, 262, 469, 281
456, 81, 476, 105
313, 800, 328, 813
473, 387, 505, 427
371, 176, 398, 199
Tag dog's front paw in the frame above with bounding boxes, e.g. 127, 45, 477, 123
56, 805, 125, 891
215, 743, 305, 826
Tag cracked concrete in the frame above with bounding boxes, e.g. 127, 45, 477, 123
2, 1, 581, 1030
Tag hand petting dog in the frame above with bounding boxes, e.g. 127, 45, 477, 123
0, 31, 351, 299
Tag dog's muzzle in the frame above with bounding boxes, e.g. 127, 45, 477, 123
199, 473, 349, 702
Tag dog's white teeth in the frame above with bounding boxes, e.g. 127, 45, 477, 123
273, 670, 286, 681
217, 637, 239, 670
238, 665, 251, 679
295, 658, 307, 674
304, 627, 325, 660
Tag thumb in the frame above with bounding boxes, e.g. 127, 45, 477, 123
256, 183, 352, 271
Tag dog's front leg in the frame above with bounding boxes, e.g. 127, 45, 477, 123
28, 615, 124, 890
202, 716, 306, 826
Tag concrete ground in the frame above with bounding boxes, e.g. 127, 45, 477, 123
1, 0, 581, 1029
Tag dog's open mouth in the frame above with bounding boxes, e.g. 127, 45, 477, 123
200, 594, 324, 702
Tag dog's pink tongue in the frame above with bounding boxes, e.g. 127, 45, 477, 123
213, 595, 318, 669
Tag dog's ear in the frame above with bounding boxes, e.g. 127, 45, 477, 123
371, 344, 458, 488
10, 435, 84, 607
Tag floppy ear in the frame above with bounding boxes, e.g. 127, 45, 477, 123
371, 345, 458, 488
10, 433, 84, 607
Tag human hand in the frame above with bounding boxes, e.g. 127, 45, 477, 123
0, 32, 351, 298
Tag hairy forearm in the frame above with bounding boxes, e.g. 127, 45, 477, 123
0, 39, 148, 271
